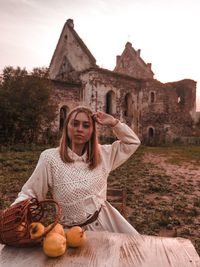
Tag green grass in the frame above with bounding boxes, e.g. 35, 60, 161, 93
0, 145, 200, 255
0, 150, 42, 208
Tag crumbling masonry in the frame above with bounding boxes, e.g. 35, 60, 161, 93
48, 19, 198, 145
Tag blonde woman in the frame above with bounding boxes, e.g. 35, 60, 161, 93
13, 106, 141, 234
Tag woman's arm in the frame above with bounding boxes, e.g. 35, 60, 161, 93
12, 151, 52, 205
93, 111, 141, 172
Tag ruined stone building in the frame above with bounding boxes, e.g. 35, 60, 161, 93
49, 19, 198, 144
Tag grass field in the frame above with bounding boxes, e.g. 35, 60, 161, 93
0, 145, 200, 255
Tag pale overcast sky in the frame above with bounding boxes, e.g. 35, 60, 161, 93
1, 0, 200, 110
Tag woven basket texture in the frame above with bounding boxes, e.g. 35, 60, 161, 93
0, 198, 61, 247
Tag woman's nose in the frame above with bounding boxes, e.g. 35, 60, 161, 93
77, 123, 83, 131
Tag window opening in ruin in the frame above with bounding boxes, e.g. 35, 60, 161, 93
106, 91, 115, 114
59, 106, 69, 130
149, 91, 155, 103
124, 93, 133, 117
177, 95, 185, 107
148, 127, 154, 138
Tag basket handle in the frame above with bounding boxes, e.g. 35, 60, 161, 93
28, 198, 62, 241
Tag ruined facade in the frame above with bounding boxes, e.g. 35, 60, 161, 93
49, 19, 197, 144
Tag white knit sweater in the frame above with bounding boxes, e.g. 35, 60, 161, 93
13, 121, 140, 226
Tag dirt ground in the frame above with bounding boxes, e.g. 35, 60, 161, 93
108, 147, 200, 255
142, 152, 200, 237
143, 152, 200, 181
143, 151, 200, 204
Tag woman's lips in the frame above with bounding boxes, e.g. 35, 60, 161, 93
74, 134, 84, 138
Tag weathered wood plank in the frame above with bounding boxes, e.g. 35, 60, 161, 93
0, 231, 199, 267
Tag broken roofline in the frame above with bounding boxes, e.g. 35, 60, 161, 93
80, 67, 153, 82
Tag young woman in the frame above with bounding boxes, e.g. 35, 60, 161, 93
13, 106, 141, 234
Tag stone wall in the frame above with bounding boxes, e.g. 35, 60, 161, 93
81, 68, 140, 134
50, 80, 82, 131
139, 79, 196, 144
49, 71, 197, 145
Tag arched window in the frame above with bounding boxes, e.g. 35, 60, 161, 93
124, 93, 133, 117
105, 91, 116, 115
59, 106, 69, 130
148, 127, 154, 138
150, 91, 155, 103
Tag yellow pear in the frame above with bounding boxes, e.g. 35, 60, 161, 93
65, 226, 86, 248
45, 223, 65, 237
29, 222, 45, 239
16, 222, 26, 238
43, 232, 67, 257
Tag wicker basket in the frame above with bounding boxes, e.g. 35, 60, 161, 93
0, 198, 62, 247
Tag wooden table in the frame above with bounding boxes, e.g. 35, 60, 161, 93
0, 231, 199, 267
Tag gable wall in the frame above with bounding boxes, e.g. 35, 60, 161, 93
49, 23, 96, 81
114, 43, 153, 79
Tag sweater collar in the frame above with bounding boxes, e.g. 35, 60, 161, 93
67, 147, 88, 162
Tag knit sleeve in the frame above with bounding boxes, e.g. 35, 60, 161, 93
12, 151, 53, 205
100, 121, 141, 172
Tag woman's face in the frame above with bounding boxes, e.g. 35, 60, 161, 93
68, 111, 93, 146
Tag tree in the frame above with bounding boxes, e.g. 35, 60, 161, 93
0, 66, 56, 144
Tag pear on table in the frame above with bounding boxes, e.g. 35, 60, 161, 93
65, 226, 86, 248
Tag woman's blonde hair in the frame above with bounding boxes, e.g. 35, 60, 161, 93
59, 106, 101, 169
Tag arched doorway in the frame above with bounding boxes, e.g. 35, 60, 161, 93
124, 93, 133, 117
59, 106, 69, 130
148, 126, 155, 145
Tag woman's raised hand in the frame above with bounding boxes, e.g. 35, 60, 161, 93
92, 111, 119, 127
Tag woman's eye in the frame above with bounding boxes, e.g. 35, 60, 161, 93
71, 121, 79, 127
83, 124, 90, 129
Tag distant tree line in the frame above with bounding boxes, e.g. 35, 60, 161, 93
0, 66, 57, 145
